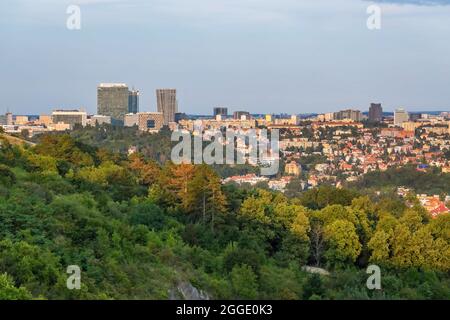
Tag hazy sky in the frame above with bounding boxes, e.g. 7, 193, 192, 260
1, 0, 450, 115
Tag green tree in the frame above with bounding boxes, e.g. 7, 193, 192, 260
0, 273, 32, 300
324, 220, 362, 266
231, 264, 258, 299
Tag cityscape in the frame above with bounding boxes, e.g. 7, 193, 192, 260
2, 83, 450, 219
1, 0, 450, 308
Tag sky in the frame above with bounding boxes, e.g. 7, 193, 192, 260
0, 0, 450, 115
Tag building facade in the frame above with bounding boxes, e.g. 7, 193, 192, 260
125, 112, 164, 132
394, 108, 409, 126
6, 112, 13, 126
156, 89, 177, 125
334, 109, 362, 122
233, 111, 251, 120
285, 161, 301, 176
128, 89, 140, 114
38, 115, 53, 127
87, 115, 111, 126
97, 83, 129, 123
52, 110, 87, 129
15, 116, 29, 125
213, 107, 228, 117
369, 103, 383, 122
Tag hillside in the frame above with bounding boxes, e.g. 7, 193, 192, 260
0, 133, 449, 300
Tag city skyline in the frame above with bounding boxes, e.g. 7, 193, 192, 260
1, 0, 450, 115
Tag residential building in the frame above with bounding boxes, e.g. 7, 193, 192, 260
52, 109, 87, 129
285, 161, 301, 176
38, 115, 53, 126
233, 111, 250, 120
97, 83, 129, 123
334, 109, 362, 122
156, 89, 177, 125
124, 112, 164, 132
6, 112, 13, 126
368, 103, 383, 122
15, 116, 29, 125
394, 108, 409, 126
213, 107, 228, 117
128, 89, 140, 114
87, 115, 111, 126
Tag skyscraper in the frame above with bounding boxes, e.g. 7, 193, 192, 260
213, 107, 228, 117
156, 89, 177, 125
97, 83, 129, 123
128, 89, 140, 114
394, 108, 409, 126
369, 103, 383, 123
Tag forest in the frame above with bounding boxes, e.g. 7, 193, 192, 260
349, 165, 450, 195
0, 132, 449, 300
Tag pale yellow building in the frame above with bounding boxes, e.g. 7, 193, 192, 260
38, 115, 53, 126
285, 161, 301, 176
15, 116, 29, 125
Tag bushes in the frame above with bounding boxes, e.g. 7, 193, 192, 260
0, 273, 32, 300
230, 264, 258, 299
0, 164, 16, 186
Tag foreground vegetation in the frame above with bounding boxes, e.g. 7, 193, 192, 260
0, 132, 449, 300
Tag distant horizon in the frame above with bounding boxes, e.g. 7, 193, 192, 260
6, 109, 450, 118
1, 0, 450, 115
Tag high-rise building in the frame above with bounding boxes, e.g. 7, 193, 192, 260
156, 89, 177, 125
128, 89, 140, 114
6, 112, 13, 125
394, 108, 409, 126
52, 109, 87, 129
97, 83, 129, 123
213, 107, 228, 117
334, 109, 362, 122
369, 103, 383, 123
233, 111, 250, 120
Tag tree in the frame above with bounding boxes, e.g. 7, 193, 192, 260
128, 154, 161, 186
324, 220, 362, 266
0, 273, 32, 300
0, 164, 16, 185
184, 165, 227, 231
368, 230, 390, 264
278, 208, 311, 265
168, 162, 196, 203
310, 224, 325, 267
303, 273, 325, 300
231, 264, 258, 299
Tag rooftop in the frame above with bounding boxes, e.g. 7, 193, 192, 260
98, 83, 128, 88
